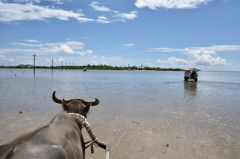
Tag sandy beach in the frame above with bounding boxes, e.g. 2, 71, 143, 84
0, 103, 239, 159
85, 104, 240, 159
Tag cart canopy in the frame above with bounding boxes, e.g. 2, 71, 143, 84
183, 68, 201, 72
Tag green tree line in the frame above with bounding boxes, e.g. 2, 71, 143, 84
1, 64, 183, 71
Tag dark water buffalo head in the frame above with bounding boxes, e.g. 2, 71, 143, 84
52, 91, 99, 117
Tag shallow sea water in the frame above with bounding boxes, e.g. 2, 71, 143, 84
0, 69, 240, 158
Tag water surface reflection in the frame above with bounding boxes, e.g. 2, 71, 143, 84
0, 69, 240, 128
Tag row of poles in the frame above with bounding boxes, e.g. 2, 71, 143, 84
32, 53, 66, 75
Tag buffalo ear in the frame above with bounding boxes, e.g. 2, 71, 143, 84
62, 99, 68, 111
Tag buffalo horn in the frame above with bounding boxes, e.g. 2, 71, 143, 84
91, 98, 99, 106
52, 91, 62, 104
80, 98, 99, 106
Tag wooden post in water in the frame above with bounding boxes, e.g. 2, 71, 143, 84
32, 54, 37, 75
52, 59, 53, 72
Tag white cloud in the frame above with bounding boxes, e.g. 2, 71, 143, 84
124, 44, 135, 46
96, 16, 110, 23
0, 48, 44, 55
0, 54, 6, 61
90, 2, 111, 12
152, 47, 184, 52
98, 16, 107, 20
89, 56, 123, 66
75, 50, 93, 56
8, 58, 14, 62
147, 62, 156, 67
12, 42, 43, 47
82, 37, 90, 40
59, 44, 74, 54
58, 57, 64, 62
157, 57, 188, 65
0, 1, 138, 23
113, 11, 138, 20
169, 57, 188, 65
155, 47, 227, 66
184, 48, 217, 58
1, 40, 92, 57
96, 20, 110, 24
43, 41, 85, 54
24, 39, 40, 43
153, 45, 240, 66
90, 2, 138, 22
191, 45, 240, 52
64, 41, 85, 50
66, 37, 73, 41
13, 0, 65, 4
156, 48, 227, 66
1, 54, 15, 62
135, 0, 212, 10
152, 45, 240, 53
13, 0, 41, 3
47, 0, 64, 4
183, 48, 226, 66
0, 2, 93, 22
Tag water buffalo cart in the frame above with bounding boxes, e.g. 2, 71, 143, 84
183, 68, 200, 82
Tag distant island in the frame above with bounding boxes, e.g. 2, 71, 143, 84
0, 64, 183, 71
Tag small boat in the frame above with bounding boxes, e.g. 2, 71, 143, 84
183, 68, 201, 82
83, 68, 87, 72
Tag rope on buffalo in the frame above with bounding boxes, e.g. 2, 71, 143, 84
85, 138, 98, 154
69, 113, 99, 154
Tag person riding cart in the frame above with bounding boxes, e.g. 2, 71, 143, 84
183, 68, 201, 82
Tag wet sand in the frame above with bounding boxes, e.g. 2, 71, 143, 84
0, 103, 239, 159
84, 106, 240, 159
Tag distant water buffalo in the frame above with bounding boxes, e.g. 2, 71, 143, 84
0, 91, 100, 159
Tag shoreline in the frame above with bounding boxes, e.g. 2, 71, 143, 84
0, 66, 183, 71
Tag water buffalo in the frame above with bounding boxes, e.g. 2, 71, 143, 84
0, 91, 104, 159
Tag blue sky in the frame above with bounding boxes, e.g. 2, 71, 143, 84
0, 0, 239, 71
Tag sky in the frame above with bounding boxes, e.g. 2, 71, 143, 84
0, 0, 239, 71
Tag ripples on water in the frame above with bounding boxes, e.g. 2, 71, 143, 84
0, 69, 240, 128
